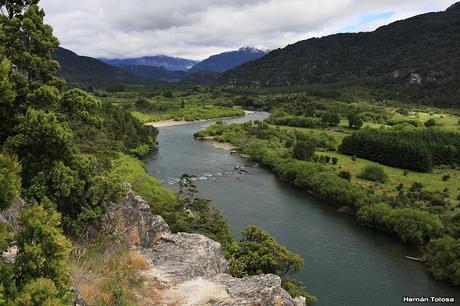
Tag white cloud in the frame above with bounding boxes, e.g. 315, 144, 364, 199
40, 0, 457, 60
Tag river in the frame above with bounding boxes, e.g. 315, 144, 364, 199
144, 112, 459, 305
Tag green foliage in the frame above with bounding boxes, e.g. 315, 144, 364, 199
339, 128, 460, 171
15, 204, 72, 299
0, 59, 16, 142
357, 203, 444, 244
424, 118, 438, 127
347, 113, 363, 129
427, 237, 460, 285
15, 278, 62, 306
338, 170, 351, 181
4, 108, 74, 186
358, 165, 388, 183
0, 2, 62, 101
0, 222, 16, 301
229, 226, 303, 277
0, 153, 21, 210
268, 115, 324, 129
221, 6, 460, 107
60, 88, 103, 126
282, 279, 317, 304
293, 140, 316, 161
321, 112, 340, 126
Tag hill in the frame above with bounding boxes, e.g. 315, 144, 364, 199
221, 4, 460, 107
101, 55, 198, 71
53, 47, 153, 87
189, 47, 268, 73
113, 64, 187, 82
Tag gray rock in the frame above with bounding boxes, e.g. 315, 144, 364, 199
409, 73, 422, 85
143, 232, 228, 283
0, 198, 26, 232
103, 187, 171, 247
210, 274, 302, 306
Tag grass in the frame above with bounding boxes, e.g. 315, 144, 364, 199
112, 153, 176, 206
71, 242, 153, 305
316, 151, 460, 201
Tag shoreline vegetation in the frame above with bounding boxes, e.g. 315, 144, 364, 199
194, 111, 460, 287
145, 110, 255, 128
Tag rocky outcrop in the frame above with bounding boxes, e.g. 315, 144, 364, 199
1, 189, 306, 305
111, 188, 306, 305
103, 190, 171, 248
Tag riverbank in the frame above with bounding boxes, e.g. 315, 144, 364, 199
193, 120, 460, 288
146, 110, 255, 128
145, 113, 460, 305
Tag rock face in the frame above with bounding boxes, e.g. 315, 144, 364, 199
103, 190, 171, 248
111, 188, 306, 305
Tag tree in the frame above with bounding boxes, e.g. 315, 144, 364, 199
0, 59, 16, 142
229, 226, 303, 277
321, 112, 340, 126
4, 108, 74, 187
358, 165, 388, 183
0, 1, 63, 103
15, 204, 72, 301
60, 88, 103, 126
427, 237, 460, 285
0, 153, 21, 209
347, 113, 363, 129
293, 140, 316, 161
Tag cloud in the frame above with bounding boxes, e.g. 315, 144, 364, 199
40, 0, 457, 60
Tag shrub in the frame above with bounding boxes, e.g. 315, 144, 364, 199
358, 165, 388, 182
338, 170, 352, 181
424, 118, 438, 127
293, 140, 316, 161
427, 237, 460, 285
0, 154, 21, 210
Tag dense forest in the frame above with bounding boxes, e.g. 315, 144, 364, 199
222, 3, 460, 107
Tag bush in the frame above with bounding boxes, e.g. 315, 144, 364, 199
0, 154, 21, 210
424, 118, 438, 127
358, 165, 388, 183
427, 237, 460, 285
293, 140, 316, 161
358, 203, 444, 244
338, 170, 351, 181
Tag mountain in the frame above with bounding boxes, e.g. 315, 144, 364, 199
113, 64, 187, 82
101, 56, 198, 71
188, 47, 268, 73
221, 4, 460, 107
53, 47, 153, 87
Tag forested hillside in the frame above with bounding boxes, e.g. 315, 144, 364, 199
53, 47, 153, 87
222, 3, 460, 107
189, 47, 268, 73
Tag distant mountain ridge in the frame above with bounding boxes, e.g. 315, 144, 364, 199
53, 47, 153, 87
221, 4, 460, 107
101, 56, 198, 71
188, 47, 268, 73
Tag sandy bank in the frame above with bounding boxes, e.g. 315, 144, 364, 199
146, 110, 254, 128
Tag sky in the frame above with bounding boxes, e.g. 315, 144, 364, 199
40, 0, 457, 60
